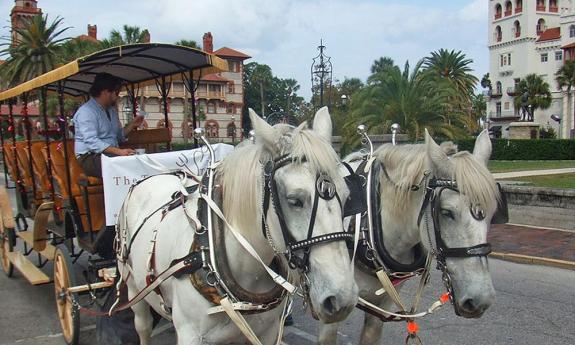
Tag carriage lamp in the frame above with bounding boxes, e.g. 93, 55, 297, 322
193, 127, 206, 140
357, 124, 366, 135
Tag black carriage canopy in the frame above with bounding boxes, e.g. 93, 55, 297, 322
0, 43, 228, 100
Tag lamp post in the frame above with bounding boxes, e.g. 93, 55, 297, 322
311, 39, 333, 109
551, 114, 562, 139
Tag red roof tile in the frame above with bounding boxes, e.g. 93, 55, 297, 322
213, 47, 251, 60
537, 27, 561, 42
200, 74, 229, 82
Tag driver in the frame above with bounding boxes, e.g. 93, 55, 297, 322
74, 72, 143, 178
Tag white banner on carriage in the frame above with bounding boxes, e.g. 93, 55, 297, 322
101, 144, 234, 226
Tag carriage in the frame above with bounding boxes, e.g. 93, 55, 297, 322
0, 43, 227, 345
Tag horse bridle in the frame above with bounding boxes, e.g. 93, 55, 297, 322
418, 177, 508, 315
261, 154, 353, 272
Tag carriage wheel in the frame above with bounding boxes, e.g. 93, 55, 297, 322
54, 247, 80, 345
0, 227, 14, 277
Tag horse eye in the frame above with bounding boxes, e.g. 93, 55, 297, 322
440, 209, 455, 220
287, 198, 304, 208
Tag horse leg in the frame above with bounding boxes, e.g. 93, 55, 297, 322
130, 289, 154, 345
358, 314, 384, 345
318, 322, 339, 345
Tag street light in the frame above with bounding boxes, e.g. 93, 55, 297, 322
551, 114, 562, 139
340, 94, 348, 106
391, 123, 400, 146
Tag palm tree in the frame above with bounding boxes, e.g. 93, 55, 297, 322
0, 14, 70, 86
57, 38, 102, 64
249, 64, 273, 117
343, 60, 457, 150
100, 25, 150, 48
514, 73, 552, 120
423, 49, 478, 99
556, 60, 575, 136
175, 39, 199, 49
281, 78, 300, 116
368, 56, 400, 85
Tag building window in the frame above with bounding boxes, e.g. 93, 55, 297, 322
496, 102, 502, 117
205, 120, 219, 138
504, 102, 510, 110
570, 25, 575, 37
495, 26, 502, 42
500, 53, 512, 66
495, 4, 502, 19
505, 1, 512, 16
541, 53, 548, 62
226, 103, 234, 114
207, 101, 216, 113
228, 82, 235, 94
496, 81, 502, 95
227, 122, 237, 138
228, 61, 240, 73
556, 51, 563, 60
537, 18, 546, 35
516, 0, 523, 13
514, 20, 521, 38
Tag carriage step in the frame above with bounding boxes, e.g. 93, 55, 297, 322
17, 231, 56, 261
7, 251, 51, 285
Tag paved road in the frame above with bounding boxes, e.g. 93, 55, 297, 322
493, 167, 575, 179
1, 257, 574, 345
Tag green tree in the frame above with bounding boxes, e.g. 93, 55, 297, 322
100, 25, 150, 48
342, 60, 456, 151
481, 73, 492, 90
556, 60, 575, 136
57, 38, 102, 64
514, 73, 552, 119
175, 39, 199, 49
368, 57, 400, 85
0, 14, 70, 86
422, 49, 478, 101
249, 63, 273, 117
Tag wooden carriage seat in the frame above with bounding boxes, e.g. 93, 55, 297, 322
15, 141, 36, 193
48, 140, 105, 233
121, 128, 171, 153
30, 142, 52, 194
2, 142, 18, 183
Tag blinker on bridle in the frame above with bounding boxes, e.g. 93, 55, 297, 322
261, 154, 353, 271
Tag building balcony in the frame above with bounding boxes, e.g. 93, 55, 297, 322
515, 30, 521, 38
196, 91, 226, 100
490, 89, 503, 98
507, 87, 518, 96
495, 12, 502, 20
536, 4, 546, 11
549, 6, 558, 12
505, 9, 512, 16
489, 110, 520, 120
515, 6, 522, 13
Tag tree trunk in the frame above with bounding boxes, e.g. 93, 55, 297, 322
259, 82, 265, 117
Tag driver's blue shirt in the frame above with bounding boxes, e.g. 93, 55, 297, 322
73, 98, 125, 157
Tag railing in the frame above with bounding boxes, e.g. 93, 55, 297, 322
494, 33, 503, 42
495, 12, 502, 20
515, 6, 522, 13
536, 4, 546, 11
489, 110, 519, 118
549, 5, 558, 12
515, 30, 521, 38
491, 89, 503, 97
196, 91, 225, 99
507, 87, 518, 95
505, 9, 512, 16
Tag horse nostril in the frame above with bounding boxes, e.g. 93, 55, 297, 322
462, 298, 477, 312
322, 296, 338, 315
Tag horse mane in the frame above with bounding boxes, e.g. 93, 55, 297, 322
375, 143, 499, 215
216, 123, 344, 235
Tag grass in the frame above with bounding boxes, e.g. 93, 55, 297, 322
501, 173, 575, 189
488, 160, 575, 173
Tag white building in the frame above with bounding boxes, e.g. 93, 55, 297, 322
488, 0, 575, 138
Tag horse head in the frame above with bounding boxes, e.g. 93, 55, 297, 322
423, 129, 498, 318
220, 107, 358, 323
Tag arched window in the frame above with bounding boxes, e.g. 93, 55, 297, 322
505, 1, 513, 15
536, 0, 545, 11
495, 26, 502, 42
537, 18, 546, 35
516, 0, 523, 13
205, 120, 219, 138
514, 20, 521, 38
570, 25, 575, 37
496, 81, 502, 95
550, 0, 558, 12
495, 4, 503, 19
227, 122, 237, 138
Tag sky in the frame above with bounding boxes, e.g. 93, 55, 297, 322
0, 0, 488, 99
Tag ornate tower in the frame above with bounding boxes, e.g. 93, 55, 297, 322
10, 0, 42, 45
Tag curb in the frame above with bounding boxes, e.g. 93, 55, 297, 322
490, 252, 575, 271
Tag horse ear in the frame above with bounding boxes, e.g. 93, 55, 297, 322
312, 106, 333, 143
473, 129, 492, 166
425, 129, 454, 176
249, 108, 280, 153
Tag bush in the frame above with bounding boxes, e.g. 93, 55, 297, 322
455, 138, 575, 160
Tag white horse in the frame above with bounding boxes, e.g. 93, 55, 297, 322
320, 130, 500, 344
116, 107, 358, 345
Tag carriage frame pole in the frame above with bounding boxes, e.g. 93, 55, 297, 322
22, 92, 38, 203
156, 76, 172, 151
58, 81, 73, 203
8, 99, 22, 192
0, 102, 9, 186
40, 87, 56, 203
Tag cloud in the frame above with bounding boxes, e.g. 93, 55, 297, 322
1, 0, 488, 98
